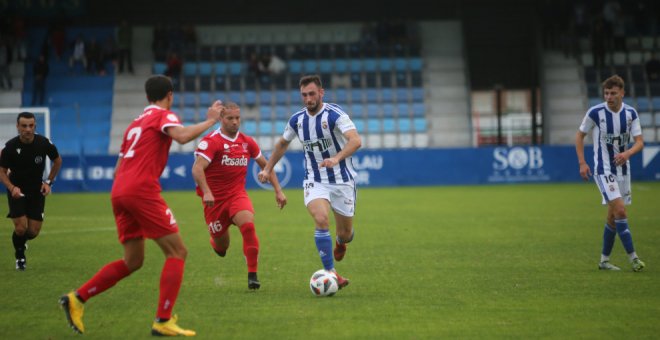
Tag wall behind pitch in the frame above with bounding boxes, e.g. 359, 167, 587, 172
33, 145, 660, 193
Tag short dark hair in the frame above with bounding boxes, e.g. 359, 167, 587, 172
145, 75, 174, 102
299, 74, 323, 89
602, 75, 625, 91
17, 112, 35, 123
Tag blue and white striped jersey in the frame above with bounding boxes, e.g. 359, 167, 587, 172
283, 103, 357, 184
579, 102, 642, 177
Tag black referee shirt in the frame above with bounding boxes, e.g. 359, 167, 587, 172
0, 135, 60, 193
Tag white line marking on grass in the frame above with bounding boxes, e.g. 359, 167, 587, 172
41, 227, 116, 235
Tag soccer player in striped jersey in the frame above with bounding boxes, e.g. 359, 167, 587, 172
258, 74, 362, 289
575, 74, 646, 272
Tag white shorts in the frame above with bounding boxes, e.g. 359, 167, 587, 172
303, 180, 356, 217
594, 173, 631, 205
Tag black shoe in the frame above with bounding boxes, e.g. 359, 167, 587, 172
15, 258, 26, 271
248, 272, 260, 290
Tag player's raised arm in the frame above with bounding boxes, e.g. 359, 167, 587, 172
167, 101, 223, 144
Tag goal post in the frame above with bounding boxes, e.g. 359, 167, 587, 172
0, 107, 52, 174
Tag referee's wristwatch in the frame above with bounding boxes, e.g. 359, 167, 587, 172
43, 179, 54, 187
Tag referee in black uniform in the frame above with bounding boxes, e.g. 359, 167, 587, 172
0, 112, 62, 271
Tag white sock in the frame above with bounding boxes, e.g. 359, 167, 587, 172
600, 254, 610, 263
628, 252, 638, 262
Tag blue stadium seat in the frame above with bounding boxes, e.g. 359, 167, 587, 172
366, 104, 380, 118
395, 88, 409, 103
397, 103, 411, 116
182, 107, 197, 122
382, 103, 396, 118
351, 103, 365, 117
639, 112, 653, 127
350, 88, 363, 103
589, 97, 602, 108
353, 118, 365, 132
412, 103, 425, 117
409, 58, 422, 71
228, 91, 241, 103
367, 118, 381, 133
153, 62, 166, 74
183, 92, 197, 107
215, 75, 226, 92
335, 59, 348, 73
274, 120, 287, 133
394, 58, 407, 72
363, 59, 378, 72
381, 88, 395, 103
259, 106, 272, 119
652, 97, 660, 110
636, 97, 650, 111
242, 119, 257, 135
413, 118, 427, 132
289, 60, 303, 74
198, 62, 213, 76
303, 60, 318, 73
228, 62, 243, 75
183, 63, 197, 77
258, 121, 274, 135
411, 87, 424, 102
365, 88, 379, 103
275, 105, 290, 119
379, 58, 393, 72
383, 118, 396, 133
199, 92, 212, 106
349, 59, 362, 72
274, 90, 289, 105
244, 90, 257, 106
214, 62, 228, 75
259, 91, 272, 105
335, 88, 349, 103
319, 59, 333, 73
397, 118, 412, 132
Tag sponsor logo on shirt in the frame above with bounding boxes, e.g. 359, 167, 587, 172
303, 138, 333, 153
221, 155, 248, 166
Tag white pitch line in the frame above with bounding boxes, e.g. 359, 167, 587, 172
40, 227, 116, 235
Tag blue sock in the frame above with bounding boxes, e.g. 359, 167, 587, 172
602, 224, 616, 257
314, 229, 334, 271
615, 219, 635, 254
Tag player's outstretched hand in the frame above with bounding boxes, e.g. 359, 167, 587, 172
257, 169, 270, 183
275, 191, 287, 210
203, 192, 215, 207
319, 157, 338, 168
207, 100, 224, 122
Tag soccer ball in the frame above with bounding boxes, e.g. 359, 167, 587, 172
309, 269, 339, 297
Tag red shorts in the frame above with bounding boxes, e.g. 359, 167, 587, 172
112, 195, 179, 243
203, 192, 254, 238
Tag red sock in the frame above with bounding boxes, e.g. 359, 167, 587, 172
239, 222, 259, 273
157, 257, 185, 320
77, 259, 131, 302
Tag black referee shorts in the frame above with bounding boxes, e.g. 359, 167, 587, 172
6, 190, 45, 221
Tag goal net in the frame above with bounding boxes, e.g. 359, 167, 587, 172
0, 107, 52, 174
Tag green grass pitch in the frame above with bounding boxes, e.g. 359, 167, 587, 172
1, 182, 659, 339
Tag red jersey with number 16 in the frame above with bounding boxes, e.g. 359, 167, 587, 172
194, 130, 261, 200
112, 105, 183, 198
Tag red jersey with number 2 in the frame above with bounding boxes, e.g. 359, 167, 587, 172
194, 130, 261, 201
112, 105, 183, 198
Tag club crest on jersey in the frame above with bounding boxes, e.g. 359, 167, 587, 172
197, 141, 209, 150
167, 114, 178, 122
16, 148, 21, 154
242, 143, 248, 151
34, 156, 43, 164
322, 121, 328, 129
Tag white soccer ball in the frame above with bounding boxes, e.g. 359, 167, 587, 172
309, 269, 339, 297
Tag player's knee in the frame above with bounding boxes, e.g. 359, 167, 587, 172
124, 257, 144, 272
312, 214, 330, 228
613, 207, 627, 219
14, 226, 27, 236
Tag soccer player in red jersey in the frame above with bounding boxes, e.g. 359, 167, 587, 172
59, 75, 223, 336
192, 102, 287, 290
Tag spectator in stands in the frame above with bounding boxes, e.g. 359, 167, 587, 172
182, 24, 197, 50
101, 35, 118, 68
267, 53, 286, 75
0, 38, 12, 90
10, 15, 27, 61
85, 37, 104, 75
68, 34, 87, 72
117, 20, 134, 74
247, 52, 262, 78
646, 53, 660, 81
48, 22, 66, 61
32, 54, 49, 106
164, 52, 182, 80
152, 24, 168, 60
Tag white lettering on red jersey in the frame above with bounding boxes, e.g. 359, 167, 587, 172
112, 105, 183, 197
194, 129, 261, 199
